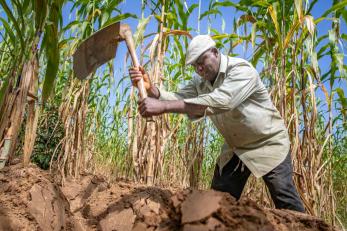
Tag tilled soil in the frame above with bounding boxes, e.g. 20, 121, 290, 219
0, 163, 337, 231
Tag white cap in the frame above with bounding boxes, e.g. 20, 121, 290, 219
185, 35, 216, 65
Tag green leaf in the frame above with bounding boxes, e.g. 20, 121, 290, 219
321, 0, 347, 17
0, 18, 16, 45
153, 14, 162, 23
311, 51, 319, 76
199, 9, 221, 20
100, 11, 110, 27
252, 0, 270, 8
212, 1, 248, 11
317, 44, 329, 58
335, 53, 346, 78
251, 22, 257, 48
251, 41, 266, 66
268, 3, 282, 50
211, 33, 239, 40
34, 0, 48, 31
314, 16, 326, 25
307, 0, 319, 14
328, 29, 336, 44
102, 13, 137, 28
342, 8, 347, 24
23, 0, 31, 11
0, 0, 25, 50
62, 20, 80, 32
336, 88, 347, 118
187, 3, 198, 16
41, 0, 61, 103
134, 15, 152, 47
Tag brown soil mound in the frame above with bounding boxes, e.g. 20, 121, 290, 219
0, 163, 337, 231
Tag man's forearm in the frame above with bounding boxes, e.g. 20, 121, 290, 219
163, 100, 207, 117
145, 86, 207, 116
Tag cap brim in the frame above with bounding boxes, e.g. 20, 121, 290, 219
185, 46, 213, 66
185, 59, 194, 66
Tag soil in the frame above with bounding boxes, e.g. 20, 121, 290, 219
0, 163, 337, 231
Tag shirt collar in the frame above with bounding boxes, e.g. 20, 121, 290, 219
207, 54, 227, 88
219, 54, 228, 74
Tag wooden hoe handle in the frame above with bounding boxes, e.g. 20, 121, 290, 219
119, 24, 148, 101
119, 24, 154, 122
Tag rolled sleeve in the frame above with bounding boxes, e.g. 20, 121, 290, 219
158, 88, 183, 100
184, 63, 259, 115
158, 78, 199, 101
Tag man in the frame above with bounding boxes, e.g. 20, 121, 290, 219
129, 35, 305, 212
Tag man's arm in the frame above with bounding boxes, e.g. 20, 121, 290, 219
138, 97, 207, 117
129, 67, 205, 117
129, 67, 198, 100
164, 100, 207, 116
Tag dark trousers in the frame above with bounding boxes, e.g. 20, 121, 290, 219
211, 152, 305, 212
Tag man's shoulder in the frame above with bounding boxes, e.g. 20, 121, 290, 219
224, 55, 258, 77
225, 55, 252, 68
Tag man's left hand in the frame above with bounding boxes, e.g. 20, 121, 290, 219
138, 98, 166, 117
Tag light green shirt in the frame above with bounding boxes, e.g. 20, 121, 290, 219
158, 54, 290, 178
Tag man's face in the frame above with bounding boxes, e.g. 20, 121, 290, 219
192, 48, 220, 82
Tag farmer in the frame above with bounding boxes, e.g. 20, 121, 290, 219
129, 35, 305, 212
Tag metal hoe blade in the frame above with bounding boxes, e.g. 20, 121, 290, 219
73, 22, 120, 80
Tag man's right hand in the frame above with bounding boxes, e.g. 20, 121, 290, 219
129, 66, 151, 91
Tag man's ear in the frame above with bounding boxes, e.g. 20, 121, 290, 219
211, 47, 219, 57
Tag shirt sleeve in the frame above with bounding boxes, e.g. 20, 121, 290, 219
157, 78, 205, 122
183, 62, 259, 115
158, 78, 198, 101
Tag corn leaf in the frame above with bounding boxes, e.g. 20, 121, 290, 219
34, 0, 48, 31
321, 0, 347, 17
0, 0, 24, 50
0, 18, 16, 46
212, 1, 248, 11
268, 3, 281, 48
134, 15, 152, 47
41, 0, 61, 103
336, 88, 347, 118
199, 9, 221, 20
102, 13, 137, 28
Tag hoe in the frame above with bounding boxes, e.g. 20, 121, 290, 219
73, 22, 148, 101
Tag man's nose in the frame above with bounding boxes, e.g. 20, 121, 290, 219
196, 64, 203, 73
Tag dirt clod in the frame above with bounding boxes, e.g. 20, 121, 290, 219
181, 190, 222, 224
0, 163, 338, 231
27, 184, 66, 231
99, 208, 135, 231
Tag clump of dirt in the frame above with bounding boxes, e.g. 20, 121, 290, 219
0, 163, 73, 231
172, 190, 334, 231
0, 163, 337, 231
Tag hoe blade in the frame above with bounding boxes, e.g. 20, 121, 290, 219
73, 22, 120, 80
